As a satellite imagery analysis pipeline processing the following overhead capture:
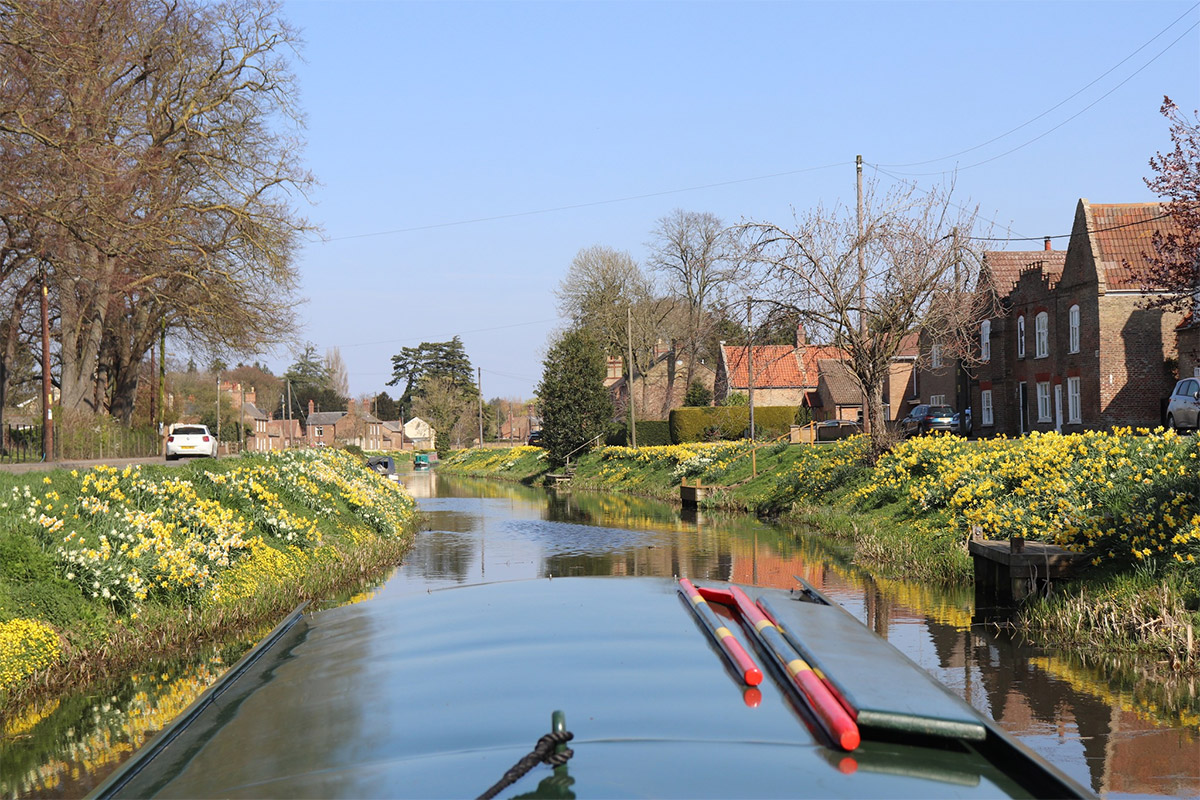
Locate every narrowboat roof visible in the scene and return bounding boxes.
[93,577,1092,799]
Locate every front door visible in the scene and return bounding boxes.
[1054,384,1063,432]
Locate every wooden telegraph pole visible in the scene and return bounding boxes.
[857,155,870,434]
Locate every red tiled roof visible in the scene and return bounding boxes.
[722,344,849,389]
[1088,202,1178,291]
[723,345,804,388]
[983,250,1067,295]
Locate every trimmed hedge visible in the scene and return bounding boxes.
[670,406,801,442]
[606,420,672,447]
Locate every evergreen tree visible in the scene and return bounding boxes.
[388,336,477,418]
[683,380,712,407]
[374,391,399,421]
[537,329,613,467]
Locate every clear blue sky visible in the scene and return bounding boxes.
[266,0,1199,402]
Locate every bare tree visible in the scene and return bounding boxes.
[737,178,986,460]
[325,347,351,400]
[646,209,741,394]
[555,244,674,423]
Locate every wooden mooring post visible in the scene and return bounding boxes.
[680,478,709,507]
[969,536,1088,615]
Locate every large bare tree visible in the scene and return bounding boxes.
[645,209,741,394]
[0,0,312,421]
[737,178,986,460]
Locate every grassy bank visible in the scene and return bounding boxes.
[0,449,418,710]
[440,429,1200,671]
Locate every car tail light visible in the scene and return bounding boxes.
[203,436,211,442]
[167,435,175,442]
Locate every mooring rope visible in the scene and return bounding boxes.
[476,729,575,800]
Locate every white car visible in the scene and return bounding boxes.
[165,424,219,460]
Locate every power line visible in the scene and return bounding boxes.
[315,163,847,243]
[877,4,1199,170]
[966,211,1172,243]
[881,19,1199,177]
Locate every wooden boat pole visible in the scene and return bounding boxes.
[725,585,860,752]
[678,579,763,687]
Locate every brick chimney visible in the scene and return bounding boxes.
[308,398,314,417]
[347,398,355,415]
[1044,236,1052,251]
[795,323,807,348]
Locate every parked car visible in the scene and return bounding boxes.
[900,404,955,438]
[1166,378,1200,432]
[527,430,543,446]
[165,424,218,460]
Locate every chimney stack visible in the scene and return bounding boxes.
[308,398,314,417]
[1044,236,1052,251]
[795,323,807,348]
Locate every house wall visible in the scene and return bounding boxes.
[1178,325,1200,379]
[884,360,916,421]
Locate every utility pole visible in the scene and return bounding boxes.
[627,305,637,447]
[215,373,221,446]
[747,296,756,477]
[158,322,166,442]
[40,266,52,461]
[477,367,484,447]
[286,380,292,447]
[856,154,870,434]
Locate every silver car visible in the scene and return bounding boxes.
[165,424,219,460]
[1166,378,1200,432]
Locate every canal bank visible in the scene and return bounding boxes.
[438,435,1200,677]
[0,449,419,714]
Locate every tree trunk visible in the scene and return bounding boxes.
[57,246,112,413]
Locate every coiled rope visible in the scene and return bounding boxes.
[476,729,575,800]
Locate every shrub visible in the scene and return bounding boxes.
[670,406,799,443]
[683,380,713,407]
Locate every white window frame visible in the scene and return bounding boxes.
[1068,304,1080,354]
[980,320,991,362]
[1035,312,1049,359]
[315,425,324,437]
[981,390,994,426]
[930,394,946,406]
[1067,376,1081,423]
[1017,315,1026,359]
[1036,381,1052,422]
[931,344,942,369]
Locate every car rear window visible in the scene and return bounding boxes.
[172,426,206,435]
[929,406,954,416]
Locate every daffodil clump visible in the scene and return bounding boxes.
[0,618,61,689]
[597,441,755,481]
[0,449,417,693]
[855,428,1200,570]
[440,445,547,476]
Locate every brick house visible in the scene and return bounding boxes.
[714,326,846,408]
[936,199,1182,437]
[305,399,385,449]
[812,359,862,421]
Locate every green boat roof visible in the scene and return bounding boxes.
[94,577,1092,799]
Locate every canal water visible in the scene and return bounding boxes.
[3,470,1198,798]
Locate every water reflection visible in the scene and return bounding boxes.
[393,472,1198,798]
